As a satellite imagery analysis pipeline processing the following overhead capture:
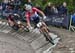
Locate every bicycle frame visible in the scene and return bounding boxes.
[37,21,54,45]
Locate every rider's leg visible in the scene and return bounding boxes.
[41,27,53,40]
[43,26,54,41]
[41,27,55,45]
[40,28,48,41]
[8,20,15,26]
[42,23,58,40]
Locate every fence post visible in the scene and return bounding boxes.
[69,15,72,31]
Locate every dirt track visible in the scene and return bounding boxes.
[0,20,75,53]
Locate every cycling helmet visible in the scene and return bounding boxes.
[24,4,32,11]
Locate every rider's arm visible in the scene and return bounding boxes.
[42,22,48,28]
[33,7,46,19]
[25,13,31,27]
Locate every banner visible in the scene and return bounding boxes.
[45,15,70,29]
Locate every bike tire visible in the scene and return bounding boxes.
[43,33,55,45]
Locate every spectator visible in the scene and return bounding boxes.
[28,0,31,4]
[8,0,14,5]
[3,4,14,17]
[1,2,7,10]
[44,2,52,16]
[8,0,21,5]
[50,5,58,15]
[0,3,3,16]
[3,0,9,4]
[72,13,75,26]
[15,0,21,5]
[57,2,68,15]
[44,2,58,16]
[27,0,33,6]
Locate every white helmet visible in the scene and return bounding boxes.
[24,4,32,11]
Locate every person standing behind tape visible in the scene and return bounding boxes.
[57,2,68,16]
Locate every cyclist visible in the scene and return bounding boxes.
[24,4,61,45]
[24,4,46,30]
[7,13,19,30]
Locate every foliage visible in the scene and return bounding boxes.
[0,0,2,2]
[0,0,75,14]
[31,0,75,14]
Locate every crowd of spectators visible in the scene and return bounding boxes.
[0,1,68,17]
[0,0,75,28]
[0,0,73,22]
[0,0,22,17]
[44,2,68,16]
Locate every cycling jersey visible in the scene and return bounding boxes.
[25,7,39,23]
